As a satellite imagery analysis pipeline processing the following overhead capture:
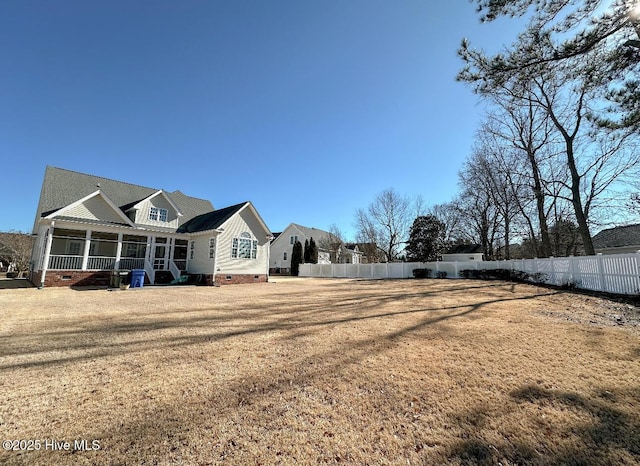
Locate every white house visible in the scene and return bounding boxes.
[441,244,484,262]
[269,224,366,274]
[592,224,640,255]
[30,166,272,287]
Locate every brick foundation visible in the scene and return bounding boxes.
[33,270,268,287]
[214,274,268,286]
[41,270,112,287]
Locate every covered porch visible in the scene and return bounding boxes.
[40,227,189,286]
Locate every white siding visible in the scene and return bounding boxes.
[215,209,269,275]
[442,253,484,262]
[269,225,300,269]
[186,235,215,275]
[133,196,180,229]
[63,196,126,224]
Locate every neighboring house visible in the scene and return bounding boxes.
[343,243,364,264]
[30,166,272,287]
[441,244,484,262]
[350,242,386,263]
[269,223,340,274]
[592,224,640,255]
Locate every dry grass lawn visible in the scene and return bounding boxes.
[1,277,639,465]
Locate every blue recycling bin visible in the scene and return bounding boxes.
[131,269,146,288]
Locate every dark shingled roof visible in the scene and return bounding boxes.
[445,244,483,254]
[177,202,248,233]
[33,166,214,232]
[592,224,640,249]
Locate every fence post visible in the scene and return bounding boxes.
[569,255,576,285]
[596,253,606,293]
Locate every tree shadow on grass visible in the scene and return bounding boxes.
[447,384,640,465]
[4,280,627,465]
[0,288,561,370]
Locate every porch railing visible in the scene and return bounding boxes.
[169,260,181,281]
[119,258,145,270]
[49,255,83,270]
[49,255,148,271]
[144,259,155,284]
[87,256,116,270]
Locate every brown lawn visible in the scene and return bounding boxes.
[0,277,639,465]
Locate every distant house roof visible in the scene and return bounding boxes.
[593,224,640,249]
[33,166,214,233]
[445,244,483,254]
[289,223,336,242]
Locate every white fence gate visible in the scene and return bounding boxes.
[298,252,640,296]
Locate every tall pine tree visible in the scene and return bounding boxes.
[291,240,303,276]
[304,239,310,263]
[308,237,318,264]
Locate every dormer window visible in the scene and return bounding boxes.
[149,207,168,222]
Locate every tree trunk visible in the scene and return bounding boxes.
[566,144,595,255]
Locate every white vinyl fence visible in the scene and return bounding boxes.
[299,252,640,295]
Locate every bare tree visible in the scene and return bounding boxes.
[354,188,412,262]
[485,98,556,257]
[0,231,35,277]
[457,158,503,260]
[317,223,346,264]
[428,202,462,245]
[462,36,639,255]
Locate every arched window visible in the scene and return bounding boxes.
[231,232,258,259]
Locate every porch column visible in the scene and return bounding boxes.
[115,233,123,269]
[81,230,92,270]
[212,235,219,286]
[40,223,55,286]
[168,237,175,265]
[146,236,153,266]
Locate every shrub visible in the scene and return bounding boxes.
[412,268,432,279]
[436,271,447,279]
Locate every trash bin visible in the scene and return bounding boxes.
[119,270,130,288]
[110,270,121,288]
[131,269,146,288]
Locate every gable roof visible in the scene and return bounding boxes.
[288,223,337,242]
[126,190,183,217]
[33,166,213,232]
[593,224,640,249]
[177,202,247,233]
[177,201,271,237]
[44,190,135,227]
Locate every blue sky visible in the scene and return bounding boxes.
[1,1,524,238]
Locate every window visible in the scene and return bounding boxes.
[290,235,298,245]
[66,240,83,256]
[189,241,195,260]
[209,238,216,259]
[232,232,257,259]
[283,252,287,261]
[149,207,168,222]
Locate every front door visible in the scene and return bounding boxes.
[153,238,168,270]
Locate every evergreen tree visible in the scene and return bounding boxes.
[405,215,447,262]
[308,237,318,264]
[290,240,303,276]
[303,239,310,263]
